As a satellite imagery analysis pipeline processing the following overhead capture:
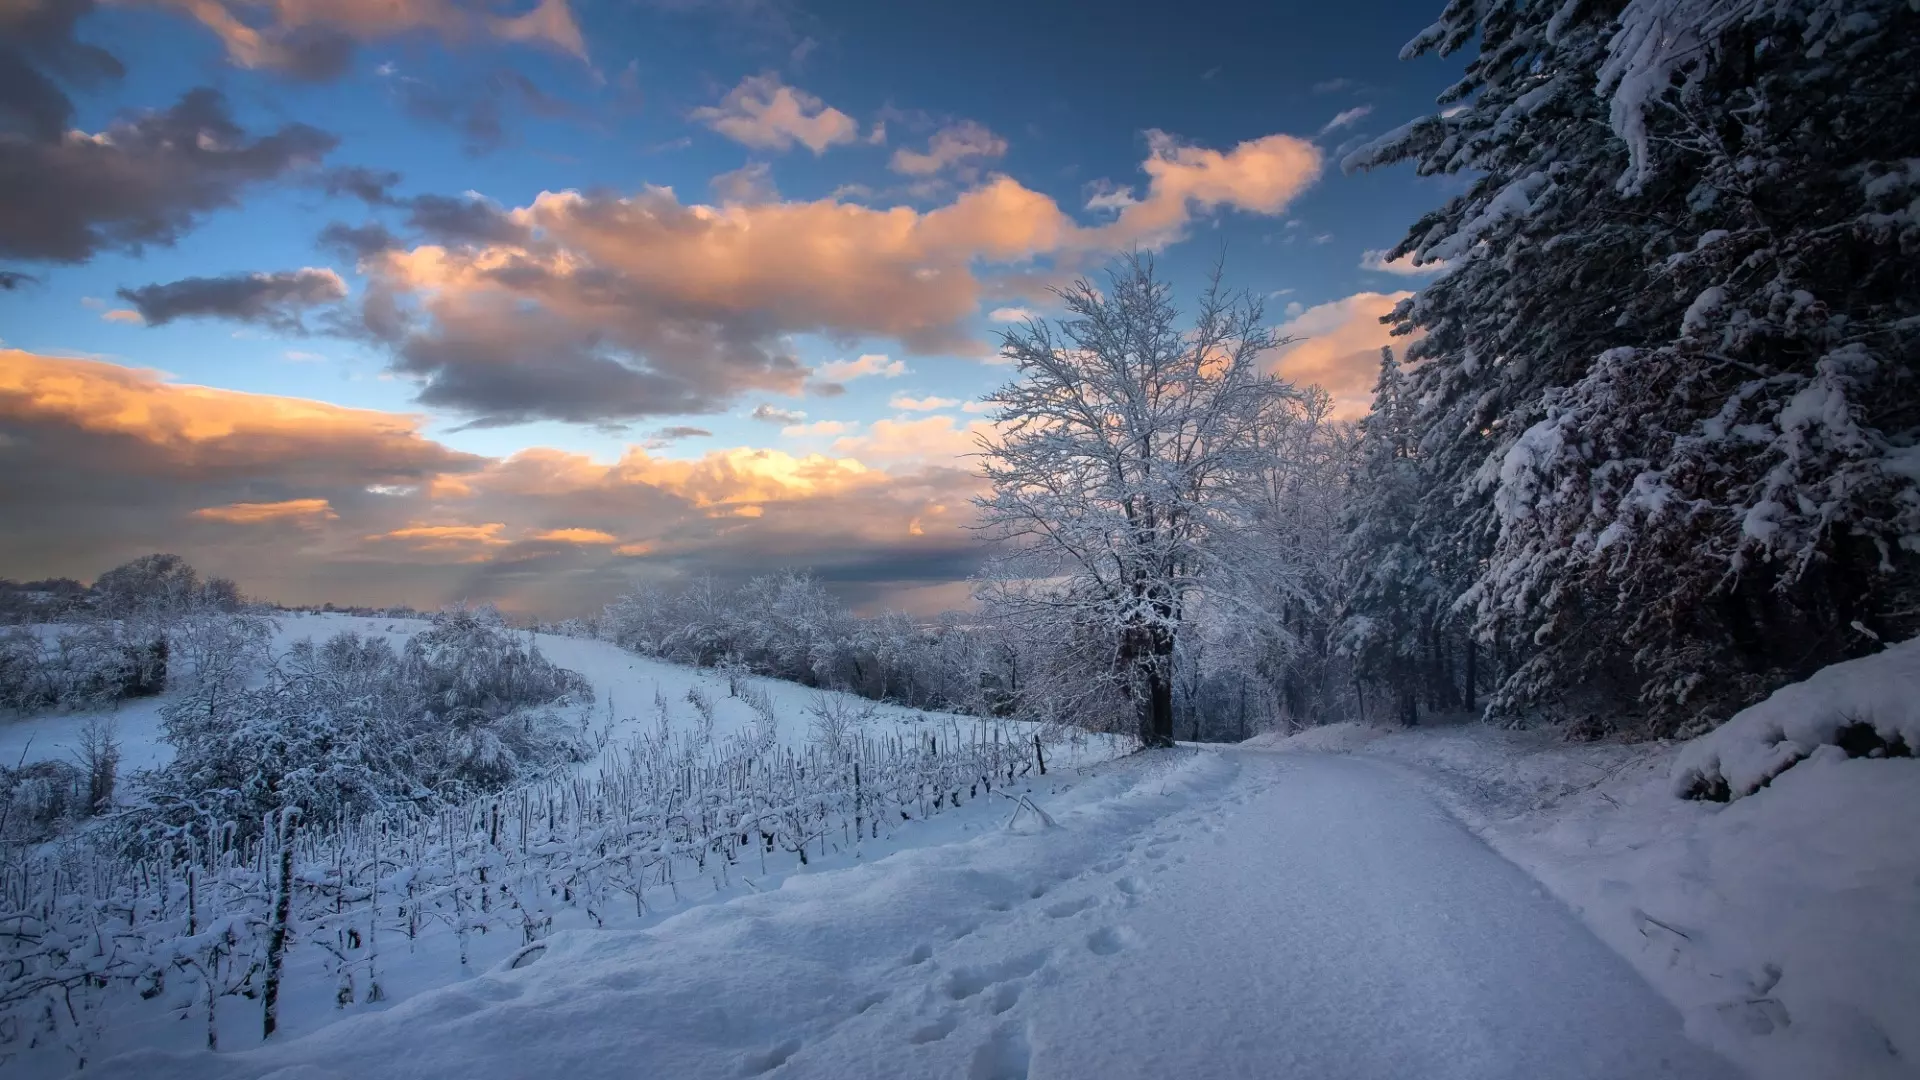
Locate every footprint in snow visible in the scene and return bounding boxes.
[1043,896,1096,919]
[944,951,1049,1000]
[1085,925,1138,956]
[739,1038,801,1076]
[909,1013,959,1044]
[968,1023,1033,1080]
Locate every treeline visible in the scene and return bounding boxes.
[595,572,1007,716]
[1336,0,1919,737]
[0,554,250,712]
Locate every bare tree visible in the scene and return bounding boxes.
[974,255,1293,746]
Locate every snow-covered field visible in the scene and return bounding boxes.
[0,612,1026,775]
[1254,711,1919,1080]
[8,618,1912,1079]
[0,613,1122,1077]
[82,745,1738,1080]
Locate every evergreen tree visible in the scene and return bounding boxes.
[1348,0,1920,733]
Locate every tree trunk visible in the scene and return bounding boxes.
[1463,636,1477,714]
[263,808,299,1040]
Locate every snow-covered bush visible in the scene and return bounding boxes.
[0,623,167,711]
[136,609,594,841]
[1673,637,1920,801]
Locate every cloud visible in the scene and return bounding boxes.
[834,414,989,464]
[285,349,327,362]
[0,87,335,263]
[402,193,530,246]
[348,129,1320,425]
[751,403,806,424]
[129,0,585,80]
[888,393,959,411]
[710,161,778,205]
[889,120,1007,177]
[319,165,402,205]
[1312,77,1363,95]
[1319,106,1373,134]
[691,74,860,154]
[653,425,711,440]
[1270,291,1414,419]
[116,267,348,331]
[0,349,984,615]
[1359,248,1450,276]
[319,221,402,259]
[0,348,479,477]
[0,0,125,144]
[987,306,1035,322]
[1084,130,1322,249]
[365,522,510,560]
[101,308,143,323]
[192,498,338,524]
[814,354,906,381]
[531,527,617,544]
[780,419,851,437]
[960,399,994,414]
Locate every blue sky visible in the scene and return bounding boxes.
[0,0,1465,614]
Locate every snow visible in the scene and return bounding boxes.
[1672,636,1920,801]
[0,612,988,775]
[79,747,1735,1080]
[1265,715,1920,1080]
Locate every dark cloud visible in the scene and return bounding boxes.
[320,165,402,205]
[403,194,530,245]
[117,267,349,331]
[394,306,724,427]
[0,87,335,263]
[0,270,37,290]
[386,67,583,154]
[750,404,805,424]
[654,426,712,439]
[319,221,402,259]
[0,0,123,141]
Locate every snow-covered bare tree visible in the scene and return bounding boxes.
[974,255,1294,746]
[1347,0,1920,733]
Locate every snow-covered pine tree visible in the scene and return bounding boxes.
[1338,348,1457,724]
[1347,0,1920,733]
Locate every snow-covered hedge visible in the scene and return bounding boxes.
[1672,638,1920,801]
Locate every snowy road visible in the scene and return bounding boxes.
[93,748,1740,1080]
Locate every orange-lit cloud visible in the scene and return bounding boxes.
[193,498,338,524]
[364,522,510,561]
[889,393,960,411]
[0,348,479,477]
[531,527,617,544]
[123,0,587,76]
[691,74,861,154]
[361,130,1321,425]
[1087,131,1324,249]
[890,121,1007,176]
[835,414,992,464]
[1270,291,1414,419]
[815,354,906,381]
